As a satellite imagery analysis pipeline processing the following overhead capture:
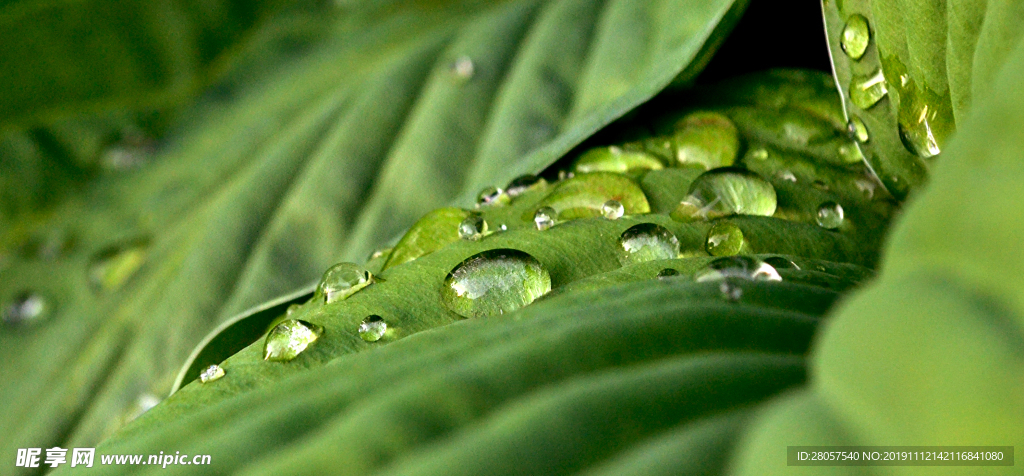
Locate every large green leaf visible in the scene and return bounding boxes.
[0,0,747,466]
[729,33,1024,476]
[823,0,1024,198]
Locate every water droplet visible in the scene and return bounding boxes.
[618,223,681,265]
[816,202,845,229]
[601,200,624,219]
[451,56,475,80]
[777,170,798,182]
[532,172,651,221]
[458,214,488,240]
[126,393,161,423]
[476,186,509,208]
[384,207,470,270]
[572,146,665,174]
[656,268,679,279]
[704,222,744,257]
[670,168,777,221]
[840,14,870,60]
[369,247,392,260]
[533,207,555,231]
[849,68,888,109]
[506,174,545,197]
[695,256,783,283]
[747,148,769,161]
[286,304,299,316]
[763,256,799,270]
[847,116,869,143]
[2,292,48,326]
[898,104,942,158]
[263,319,324,362]
[358,315,387,342]
[672,112,740,169]
[316,263,372,304]
[88,240,149,293]
[855,178,877,199]
[441,249,551,318]
[199,364,225,383]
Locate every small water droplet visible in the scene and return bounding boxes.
[656,268,679,279]
[358,315,387,342]
[88,240,149,293]
[898,104,942,158]
[369,247,392,260]
[506,174,545,197]
[747,148,769,161]
[126,393,161,423]
[672,112,740,169]
[441,249,551,318]
[847,116,869,143]
[705,222,744,257]
[476,186,509,208]
[670,168,777,221]
[849,68,888,109]
[855,177,877,199]
[816,201,845,229]
[695,256,783,283]
[451,56,475,80]
[459,214,488,240]
[2,292,48,326]
[618,223,681,265]
[263,319,324,362]
[533,207,555,231]
[763,256,799,270]
[601,200,624,219]
[199,364,225,383]
[840,14,870,60]
[286,304,299,316]
[317,263,372,304]
[777,170,798,182]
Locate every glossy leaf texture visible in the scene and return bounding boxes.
[0,0,748,464]
[73,70,896,475]
[730,35,1024,475]
[823,0,1024,199]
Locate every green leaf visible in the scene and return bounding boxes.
[823,0,1024,198]
[729,33,1024,476]
[0,0,747,461]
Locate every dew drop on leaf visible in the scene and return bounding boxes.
[2,292,48,327]
[898,104,942,158]
[777,170,798,183]
[840,14,870,60]
[263,319,324,362]
[441,249,551,319]
[316,263,372,304]
[458,214,488,240]
[670,168,777,221]
[747,147,769,161]
[199,364,225,383]
[695,256,782,283]
[87,239,149,293]
[476,186,509,208]
[601,200,624,219]
[847,116,869,143]
[506,174,545,197]
[816,201,845,229]
[572,146,665,174]
[286,304,299,317]
[618,223,681,265]
[451,56,475,80]
[358,315,387,342]
[849,68,888,109]
[763,256,799,270]
[705,222,744,257]
[533,207,555,231]
[656,268,679,279]
[671,112,740,169]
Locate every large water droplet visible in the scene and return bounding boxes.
[441,249,551,318]
[695,256,783,283]
[506,174,545,197]
[572,146,665,174]
[602,200,624,219]
[672,112,740,169]
[263,319,324,362]
[849,68,888,109]
[88,240,149,293]
[533,207,556,231]
[705,222,744,257]
[358,315,387,342]
[531,172,651,221]
[2,292,48,326]
[656,268,679,279]
[317,263,372,304]
[840,14,870,60]
[199,364,225,383]
[458,214,488,240]
[847,116,869,143]
[816,202,845,229]
[898,104,942,158]
[618,223,680,265]
[451,56,475,80]
[671,168,777,221]
[476,186,509,208]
